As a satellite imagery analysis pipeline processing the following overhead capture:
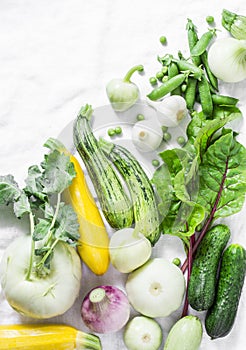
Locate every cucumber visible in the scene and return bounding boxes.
[99,138,161,245]
[188,224,231,311]
[164,315,203,350]
[73,105,134,229]
[205,243,246,339]
[123,316,163,350]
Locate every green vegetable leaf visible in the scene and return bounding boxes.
[24,165,47,202]
[14,192,31,218]
[153,145,204,238]
[43,202,54,219]
[33,219,51,241]
[43,137,67,153]
[187,109,242,156]
[41,150,76,194]
[197,129,246,219]
[161,201,205,238]
[0,175,21,205]
[152,163,173,216]
[54,203,80,242]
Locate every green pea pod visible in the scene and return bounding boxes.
[185,77,197,112]
[211,94,239,106]
[201,51,218,91]
[174,59,203,80]
[198,74,213,118]
[186,18,202,66]
[191,29,216,56]
[168,62,181,95]
[147,73,186,101]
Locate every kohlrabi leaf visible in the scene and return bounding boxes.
[24,165,47,200]
[54,203,80,242]
[33,219,51,241]
[197,129,246,219]
[14,192,31,218]
[43,137,67,153]
[41,150,76,194]
[0,175,21,205]
[43,202,54,219]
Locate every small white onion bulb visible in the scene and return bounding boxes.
[132,119,163,152]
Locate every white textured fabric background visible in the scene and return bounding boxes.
[0,1,245,349]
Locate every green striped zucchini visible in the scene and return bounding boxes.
[73,104,133,229]
[99,138,161,245]
[205,243,246,339]
[188,224,231,311]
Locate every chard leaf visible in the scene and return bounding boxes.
[14,192,31,218]
[41,150,76,194]
[197,130,246,219]
[33,219,51,241]
[161,201,205,238]
[54,203,80,242]
[187,109,242,156]
[152,163,173,216]
[153,144,203,238]
[0,175,21,205]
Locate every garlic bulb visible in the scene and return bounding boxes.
[147,95,188,127]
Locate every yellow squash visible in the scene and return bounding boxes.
[0,324,101,350]
[67,153,110,275]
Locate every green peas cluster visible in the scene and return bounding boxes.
[107,126,122,137]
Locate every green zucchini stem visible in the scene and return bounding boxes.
[78,104,94,121]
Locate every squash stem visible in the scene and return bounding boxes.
[123,65,144,83]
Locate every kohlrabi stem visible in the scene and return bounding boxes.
[36,237,60,269]
[123,65,144,83]
[26,212,35,281]
[45,192,61,246]
[36,192,62,270]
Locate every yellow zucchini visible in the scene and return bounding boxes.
[0,324,101,350]
[44,138,110,275]
[68,154,110,275]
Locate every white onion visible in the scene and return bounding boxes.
[208,37,246,83]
